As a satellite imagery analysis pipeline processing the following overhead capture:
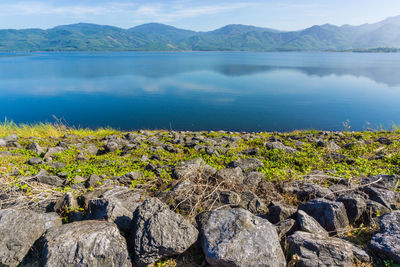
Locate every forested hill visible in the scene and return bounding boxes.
[1,16,400,51]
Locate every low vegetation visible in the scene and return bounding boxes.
[1,122,400,266]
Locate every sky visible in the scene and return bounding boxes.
[0,0,400,31]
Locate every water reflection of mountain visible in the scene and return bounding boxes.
[216,65,400,87]
[1,54,400,86]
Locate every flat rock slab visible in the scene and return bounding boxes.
[288,231,370,267]
[0,209,61,267]
[370,211,400,264]
[198,208,286,267]
[29,221,131,267]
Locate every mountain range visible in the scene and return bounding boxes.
[1,16,400,51]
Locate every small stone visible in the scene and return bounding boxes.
[27,141,45,155]
[35,170,64,187]
[104,141,119,153]
[83,144,99,155]
[240,191,266,214]
[265,141,297,153]
[85,174,102,188]
[240,148,259,156]
[48,161,66,169]
[219,190,241,205]
[28,157,43,165]
[44,146,65,158]
[227,158,264,172]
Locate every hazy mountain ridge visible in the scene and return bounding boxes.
[1,16,400,51]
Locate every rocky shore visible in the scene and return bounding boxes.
[0,129,399,266]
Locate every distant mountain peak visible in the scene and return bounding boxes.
[52,23,121,31]
[211,24,281,34]
[130,23,195,33]
[380,15,400,25]
[1,15,400,52]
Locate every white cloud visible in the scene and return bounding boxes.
[0,1,255,22]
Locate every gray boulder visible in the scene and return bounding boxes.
[275,219,297,239]
[198,208,286,267]
[0,209,61,267]
[54,192,79,212]
[327,141,341,152]
[117,172,143,186]
[44,146,64,158]
[240,148,259,156]
[360,186,400,210]
[84,174,102,188]
[370,211,400,263]
[34,170,64,187]
[104,141,119,153]
[243,171,263,189]
[265,141,297,154]
[227,158,264,172]
[299,198,349,234]
[87,187,144,233]
[297,210,328,237]
[239,191,266,214]
[83,144,99,155]
[336,193,367,224]
[267,202,297,224]
[219,191,241,206]
[288,231,370,266]
[173,158,216,182]
[27,142,45,155]
[29,221,131,267]
[215,167,245,184]
[131,198,198,266]
[360,175,399,191]
[28,157,43,165]
[54,192,83,222]
[362,200,391,224]
[283,181,333,201]
[79,189,107,209]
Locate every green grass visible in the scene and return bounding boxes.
[0,119,120,139]
[1,121,400,194]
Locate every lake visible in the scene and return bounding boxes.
[1,51,400,132]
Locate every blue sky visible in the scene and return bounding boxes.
[1,0,400,31]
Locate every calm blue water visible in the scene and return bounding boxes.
[1,52,400,131]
